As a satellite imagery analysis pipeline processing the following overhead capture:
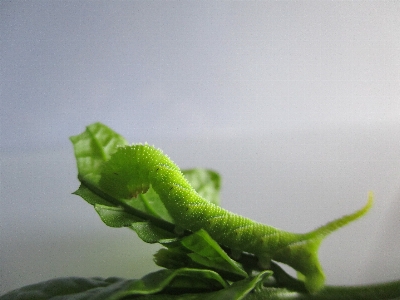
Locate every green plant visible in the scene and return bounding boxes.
[2,122,399,300]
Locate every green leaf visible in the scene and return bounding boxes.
[120,268,228,296]
[94,204,143,227]
[119,270,271,300]
[74,179,178,241]
[153,229,249,281]
[0,276,135,300]
[134,187,175,223]
[181,229,248,279]
[129,222,178,244]
[131,271,272,300]
[70,122,128,181]
[0,271,270,300]
[153,247,193,270]
[73,184,114,207]
[3,274,400,300]
[182,169,221,206]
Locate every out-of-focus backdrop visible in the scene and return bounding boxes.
[1,1,399,295]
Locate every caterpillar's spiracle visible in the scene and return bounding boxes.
[99,144,372,293]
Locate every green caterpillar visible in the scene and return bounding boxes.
[99,144,373,293]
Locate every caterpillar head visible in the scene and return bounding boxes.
[99,144,178,200]
[99,145,150,199]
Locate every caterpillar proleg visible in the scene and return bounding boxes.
[99,144,373,293]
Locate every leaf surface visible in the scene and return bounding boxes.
[70,122,128,183]
[181,229,248,278]
[0,270,272,300]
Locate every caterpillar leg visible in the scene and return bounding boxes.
[273,239,325,293]
[257,255,272,270]
[174,225,185,236]
[230,249,242,260]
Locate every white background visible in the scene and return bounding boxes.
[1,1,400,295]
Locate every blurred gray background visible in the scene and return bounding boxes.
[1,1,400,295]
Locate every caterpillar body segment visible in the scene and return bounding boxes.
[99,144,372,293]
[161,175,325,291]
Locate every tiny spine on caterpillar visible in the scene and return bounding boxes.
[99,144,373,293]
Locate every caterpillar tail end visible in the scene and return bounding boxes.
[301,192,374,293]
[305,273,325,294]
[273,237,326,293]
[273,193,373,293]
[310,192,374,240]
